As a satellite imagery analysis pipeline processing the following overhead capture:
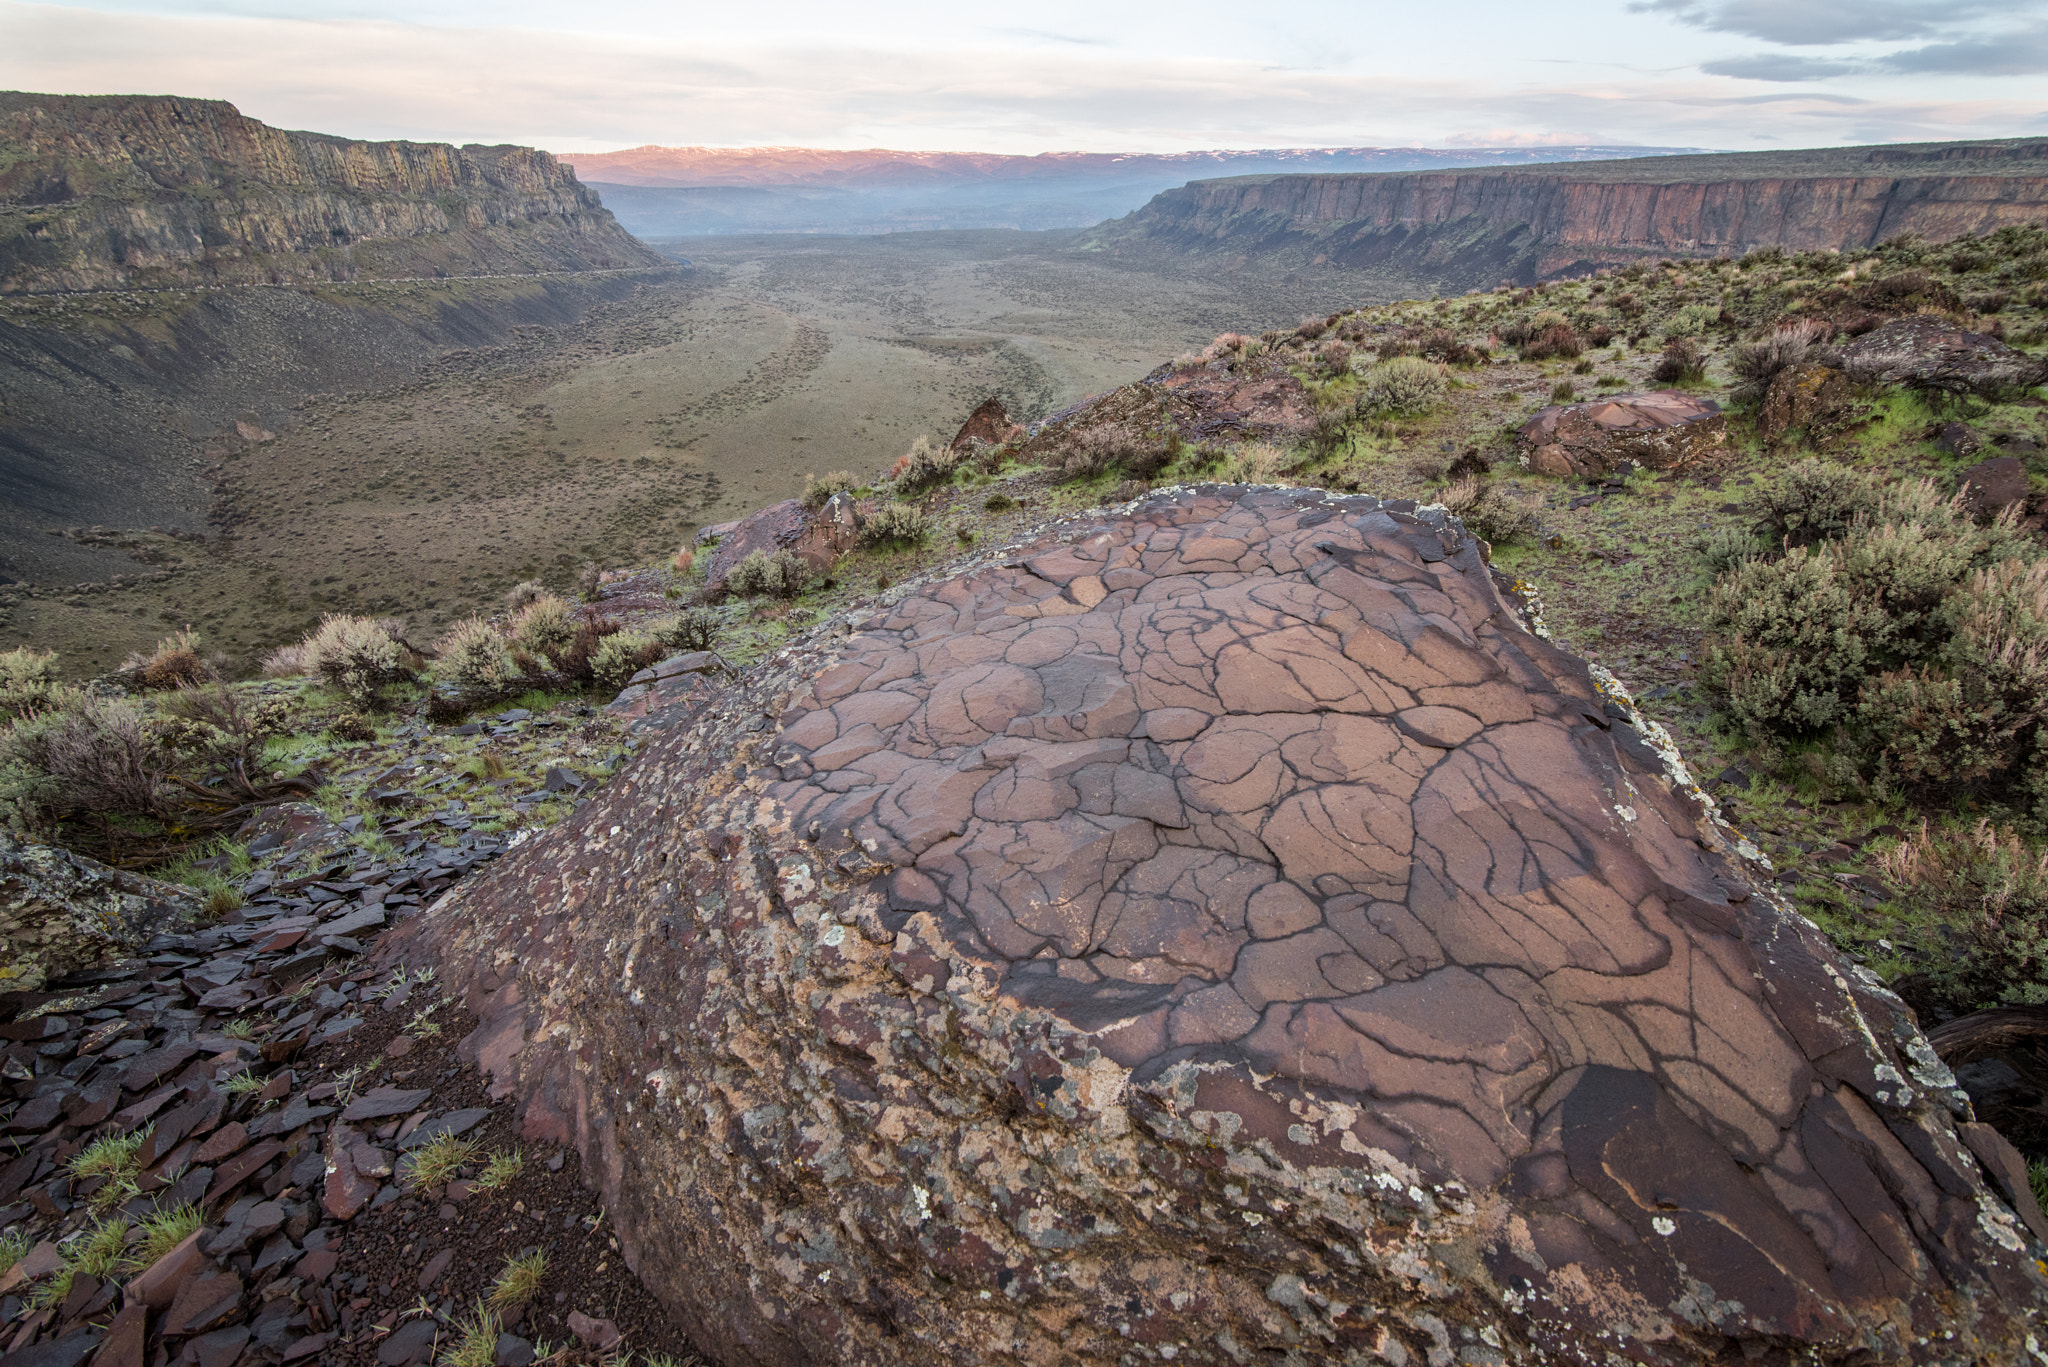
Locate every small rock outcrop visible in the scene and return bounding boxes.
[400,486,2048,1367]
[1518,390,1726,475]
[1,832,201,992]
[1959,454,2032,519]
[1757,363,1856,446]
[701,498,861,595]
[948,397,1012,451]
[1841,316,2048,397]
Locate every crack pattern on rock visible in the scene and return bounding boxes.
[397,486,2048,1367]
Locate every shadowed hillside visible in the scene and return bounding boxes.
[0,92,663,294]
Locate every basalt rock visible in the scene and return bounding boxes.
[949,397,1013,451]
[1958,455,2031,519]
[0,831,201,992]
[1757,363,1857,447]
[702,499,861,595]
[1840,316,2048,397]
[1518,390,1726,476]
[395,487,2048,1367]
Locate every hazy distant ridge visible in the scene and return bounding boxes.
[561,144,1703,236]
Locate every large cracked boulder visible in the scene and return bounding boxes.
[1517,391,1726,476]
[1841,316,2048,397]
[1,832,201,992]
[392,487,2048,1367]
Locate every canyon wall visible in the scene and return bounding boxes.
[0,93,666,294]
[1096,143,2048,284]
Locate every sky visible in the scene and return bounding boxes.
[2,0,2046,154]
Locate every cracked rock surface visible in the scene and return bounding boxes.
[395,486,2048,1366]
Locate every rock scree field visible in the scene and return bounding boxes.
[7,140,2048,1366]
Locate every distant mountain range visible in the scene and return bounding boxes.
[556,145,1709,237]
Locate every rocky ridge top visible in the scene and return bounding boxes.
[0,92,665,294]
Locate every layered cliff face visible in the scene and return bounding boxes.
[0,92,666,294]
[1092,139,2048,285]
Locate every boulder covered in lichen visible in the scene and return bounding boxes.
[1,831,201,992]
[1518,390,1726,476]
[390,486,2048,1367]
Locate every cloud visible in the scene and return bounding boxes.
[983,27,1113,47]
[1634,0,2043,46]
[1699,53,1866,79]
[1881,20,2048,70]
[2,1,2045,152]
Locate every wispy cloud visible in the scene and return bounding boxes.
[1634,0,2044,47]
[2,0,2044,151]
[1881,20,2048,71]
[1699,53,1866,80]
[983,26,1113,47]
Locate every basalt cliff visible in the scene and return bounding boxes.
[0,92,664,294]
[1089,138,2048,286]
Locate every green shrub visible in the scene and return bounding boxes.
[1649,337,1707,385]
[726,548,809,598]
[435,617,516,698]
[0,696,169,835]
[1355,357,1447,415]
[590,631,660,693]
[503,579,549,611]
[1664,303,1721,338]
[1756,458,1885,548]
[1706,502,1988,737]
[1860,559,2048,793]
[1705,476,2048,807]
[652,609,719,653]
[0,647,74,720]
[1879,819,2048,1009]
[802,470,859,509]
[304,614,409,709]
[124,629,208,692]
[1729,319,1833,404]
[860,504,931,547]
[891,437,961,493]
[1693,526,1769,574]
[509,595,576,666]
[1051,422,1172,482]
[1437,476,1541,545]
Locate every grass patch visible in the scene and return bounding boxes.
[440,1302,499,1367]
[472,1147,524,1192]
[488,1249,547,1310]
[402,1132,478,1191]
[37,1217,128,1308]
[126,1202,202,1270]
[0,1229,29,1278]
[68,1126,148,1210]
